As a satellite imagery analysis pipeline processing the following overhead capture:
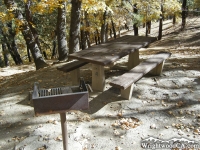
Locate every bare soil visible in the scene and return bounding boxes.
[0,18,200,150]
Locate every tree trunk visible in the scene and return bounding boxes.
[43,51,47,59]
[2,43,9,67]
[4,0,48,70]
[111,19,116,39]
[8,22,23,65]
[5,22,23,65]
[158,3,163,40]
[110,28,112,38]
[101,10,107,43]
[51,40,57,59]
[143,23,145,28]
[69,0,81,54]
[133,3,138,36]
[105,23,109,41]
[5,43,18,64]
[81,28,87,50]
[118,25,121,37]
[25,0,42,52]
[182,0,187,30]
[3,39,19,65]
[148,21,151,34]
[96,29,101,44]
[146,21,151,36]
[95,36,98,45]
[11,38,23,64]
[80,11,88,50]
[85,11,91,48]
[26,45,32,62]
[0,52,4,67]
[57,1,68,60]
[22,27,48,70]
[173,14,176,24]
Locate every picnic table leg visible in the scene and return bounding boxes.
[127,49,139,70]
[92,64,105,91]
[149,61,165,75]
[60,113,68,150]
[71,69,80,85]
[121,84,134,100]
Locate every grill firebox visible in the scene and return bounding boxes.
[32,78,89,116]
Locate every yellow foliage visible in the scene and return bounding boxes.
[0,12,6,20]
[2,26,9,34]
[30,0,61,14]
[0,12,14,22]
[163,0,181,15]
[194,0,200,8]
[137,0,161,22]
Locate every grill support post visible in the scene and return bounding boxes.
[60,113,68,150]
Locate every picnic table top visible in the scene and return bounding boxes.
[69,35,157,66]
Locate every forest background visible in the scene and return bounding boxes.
[0,0,196,70]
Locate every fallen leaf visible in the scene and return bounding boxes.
[176,101,184,107]
[55,136,62,141]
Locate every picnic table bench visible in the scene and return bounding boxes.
[57,60,88,85]
[110,52,171,99]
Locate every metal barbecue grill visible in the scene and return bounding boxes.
[32,78,89,116]
[32,77,89,150]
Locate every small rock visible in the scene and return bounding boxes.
[185,128,190,132]
[55,136,62,141]
[168,111,173,115]
[193,129,200,135]
[150,124,156,129]
[43,144,48,149]
[19,146,24,150]
[26,126,31,129]
[115,146,122,150]
[91,144,95,148]
[43,136,50,141]
[165,126,170,129]
[53,120,58,125]
[178,130,184,135]
[186,111,192,115]
[114,130,120,136]
[120,135,124,139]
[179,110,183,115]
[196,114,200,118]
[171,123,176,127]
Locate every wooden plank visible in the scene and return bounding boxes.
[70,43,145,66]
[69,36,133,58]
[110,52,171,89]
[57,60,88,72]
[69,36,157,66]
[107,35,135,43]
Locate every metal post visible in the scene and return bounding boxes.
[60,113,68,150]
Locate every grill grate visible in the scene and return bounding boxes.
[39,88,62,97]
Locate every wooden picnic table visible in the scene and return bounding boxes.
[69,35,157,91]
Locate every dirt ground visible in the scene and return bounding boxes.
[0,18,200,150]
